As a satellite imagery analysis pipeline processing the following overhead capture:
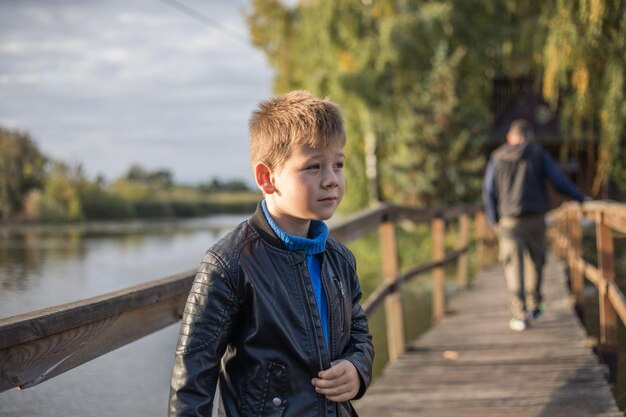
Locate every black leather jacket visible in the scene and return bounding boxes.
[168,204,374,417]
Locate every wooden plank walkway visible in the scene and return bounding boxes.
[355,255,624,417]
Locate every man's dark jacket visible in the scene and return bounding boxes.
[168,204,374,417]
[483,141,584,224]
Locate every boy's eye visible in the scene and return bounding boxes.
[335,162,344,169]
[305,164,320,170]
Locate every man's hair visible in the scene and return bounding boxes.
[508,119,534,139]
[249,90,346,169]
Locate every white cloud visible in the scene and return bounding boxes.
[0,73,41,85]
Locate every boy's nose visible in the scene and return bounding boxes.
[322,169,339,188]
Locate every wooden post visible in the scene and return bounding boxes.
[596,211,617,382]
[456,213,470,290]
[487,214,495,266]
[432,216,446,321]
[554,213,563,255]
[552,215,561,255]
[475,211,486,271]
[558,214,567,256]
[569,207,583,309]
[379,220,405,363]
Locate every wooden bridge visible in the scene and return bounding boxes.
[355,256,622,417]
[1,201,625,416]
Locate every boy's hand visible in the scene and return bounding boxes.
[311,359,360,402]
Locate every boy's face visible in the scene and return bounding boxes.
[262,142,345,237]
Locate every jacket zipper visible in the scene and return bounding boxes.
[320,262,334,359]
[320,257,339,416]
[300,268,324,371]
[306,257,330,417]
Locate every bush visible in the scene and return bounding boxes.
[37,195,73,222]
[132,200,174,218]
[81,187,135,220]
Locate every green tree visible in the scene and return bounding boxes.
[197,178,251,193]
[540,0,626,196]
[247,0,542,210]
[386,41,484,206]
[0,127,47,220]
[249,0,379,211]
[125,164,174,188]
[38,162,86,221]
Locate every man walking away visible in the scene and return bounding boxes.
[483,119,587,331]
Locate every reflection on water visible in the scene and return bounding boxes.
[0,214,248,417]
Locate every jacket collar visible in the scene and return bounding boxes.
[249,201,289,251]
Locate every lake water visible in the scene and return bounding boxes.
[0,215,249,417]
[0,214,443,417]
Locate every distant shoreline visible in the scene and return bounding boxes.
[0,205,257,235]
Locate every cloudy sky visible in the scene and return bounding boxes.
[0,0,276,185]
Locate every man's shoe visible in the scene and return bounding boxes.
[528,303,546,320]
[509,318,528,331]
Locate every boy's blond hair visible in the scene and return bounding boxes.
[249,90,346,170]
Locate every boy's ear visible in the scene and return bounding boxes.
[254,162,276,194]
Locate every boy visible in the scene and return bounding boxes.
[168,90,374,417]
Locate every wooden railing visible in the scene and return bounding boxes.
[332,204,495,362]
[550,200,626,381]
[0,203,495,393]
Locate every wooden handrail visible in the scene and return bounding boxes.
[0,270,195,350]
[0,203,488,393]
[549,200,626,382]
[362,248,467,316]
[329,204,390,243]
[607,280,626,326]
[0,270,194,392]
